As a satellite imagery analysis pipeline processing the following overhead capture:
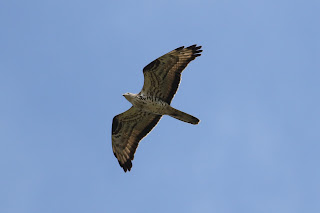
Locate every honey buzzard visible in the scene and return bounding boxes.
[112,45,202,172]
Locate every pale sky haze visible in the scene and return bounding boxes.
[0,1,319,213]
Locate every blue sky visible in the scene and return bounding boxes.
[1,0,319,212]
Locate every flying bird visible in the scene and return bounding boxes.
[112,45,202,172]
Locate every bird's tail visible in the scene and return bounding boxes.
[167,107,200,125]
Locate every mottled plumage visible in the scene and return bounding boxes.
[112,45,202,172]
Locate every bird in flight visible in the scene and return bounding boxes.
[112,45,202,172]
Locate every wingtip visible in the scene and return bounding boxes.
[120,159,133,172]
[175,46,184,51]
[191,117,200,125]
[194,118,200,125]
[187,44,201,49]
[186,45,203,57]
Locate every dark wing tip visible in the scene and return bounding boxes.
[187,44,197,48]
[113,150,133,173]
[187,44,201,49]
[120,159,132,172]
[185,44,203,58]
[175,46,184,51]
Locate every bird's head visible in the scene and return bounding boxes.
[122,92,135,102]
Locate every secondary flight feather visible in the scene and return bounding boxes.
[112,45,202,172]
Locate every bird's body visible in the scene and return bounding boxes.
[123,92,199,124]
[123,93,169,115]
[112,45,202,172]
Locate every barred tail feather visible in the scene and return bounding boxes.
[168,107,200,125]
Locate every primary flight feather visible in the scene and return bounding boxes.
[112,45,202,172]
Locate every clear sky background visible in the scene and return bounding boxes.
[1,1,319,213]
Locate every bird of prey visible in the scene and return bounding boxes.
[112,44,202,172]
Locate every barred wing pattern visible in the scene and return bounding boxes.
[112,45,202,172]
[112,107,162,172]
[140,45,202,104]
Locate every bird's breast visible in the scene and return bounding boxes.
[133,96,169,115]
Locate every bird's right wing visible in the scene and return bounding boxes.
[112,107,162,172]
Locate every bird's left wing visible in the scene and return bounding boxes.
[112,107,162,172]
[140,45,202,104]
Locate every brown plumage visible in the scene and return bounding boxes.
[112,45,202,172]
